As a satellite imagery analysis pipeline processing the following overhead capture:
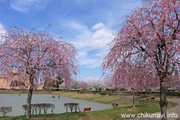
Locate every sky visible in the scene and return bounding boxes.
[0,0,142,82]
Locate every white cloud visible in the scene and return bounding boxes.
[10,0,49,13]
[95,51,108,57]
[67,21,115,68]
[0,23,6,42]
[78,51,87,58]
[68,21,92,49]
[92,23,105,30]
[84,77,100,81]
[90,24,114,50]
[0,23,6,34]
[65,1,141,69]
[80,58,102,68]
[69,22,114,50]
[68,21,88,31]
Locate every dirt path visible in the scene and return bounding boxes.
[165,98,180,120]
[125,98,180,120]
[152,98,180,120]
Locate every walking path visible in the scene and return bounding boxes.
[125,98,180,120]
[164,98,180,120]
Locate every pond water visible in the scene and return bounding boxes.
[0,94,112,116]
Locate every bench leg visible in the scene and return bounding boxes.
[24,110,27,115]
[3,111,6,116]
[78,107,81,112]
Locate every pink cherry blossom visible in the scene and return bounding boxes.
[102,0,180,119]
[0,25,79,118]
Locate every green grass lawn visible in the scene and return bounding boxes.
[51,91,125,104]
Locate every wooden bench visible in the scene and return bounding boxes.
[139,97,152,104]
[83,107,91,112]
[139,98,149,104]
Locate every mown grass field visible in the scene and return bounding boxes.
[0,90,178,120]
[52,91,125,104]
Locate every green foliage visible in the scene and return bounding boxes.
[52,76,63,89]
[43,76,63,90]
[10,81,26,87]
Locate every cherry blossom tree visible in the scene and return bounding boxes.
[0,25,78,118]
[70,79,80,90]
[77,81,88,90]
[87,79,105,91]
[106,62,156,108]
[102,0,180,119]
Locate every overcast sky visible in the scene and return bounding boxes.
[0,0,142,81]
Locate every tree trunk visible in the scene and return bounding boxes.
[118,89,120,97]
[145,89,148,95]
[160,80,168,120]
[132,89,135,108]
[27,74,34,118]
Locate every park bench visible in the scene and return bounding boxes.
[83,107,91,112]
[64,103,80,112]
[0,106,12,116]
[22,103,55,115]
[139,98,150,104]
[139,96,155,104]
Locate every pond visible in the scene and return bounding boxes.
[0,94,112,116]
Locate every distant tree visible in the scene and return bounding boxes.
[52,76,63,89]
[0,25,78,118]
[70,79,80,90]
[77,81,88,90]
[106,62,155,108]
[102,0,180,119]
[87,79,104,91]
[10,80,26,87]
[9,71,27,88]
[44,75,64,90]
